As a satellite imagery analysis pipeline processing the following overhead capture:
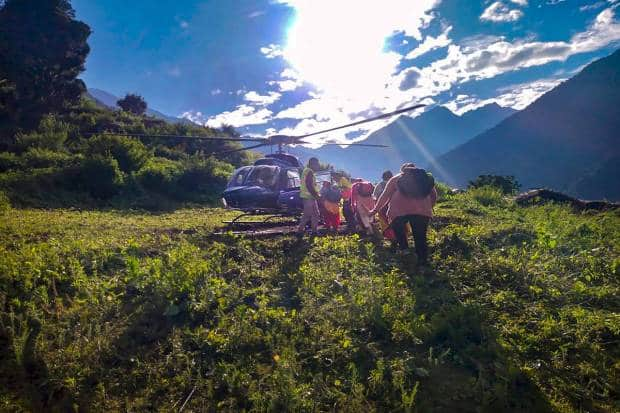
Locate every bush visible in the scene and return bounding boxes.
[468,175,520,195]
[70,156,124,199]
[434,181,453,201]
[135,157,183,194]
[22,148,73,169]
[0,152,21,172]
[467,185,507,207]
[87,134,151,173]
[14,115,70,152]
[176,157,234,201]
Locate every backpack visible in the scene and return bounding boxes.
[356,182,374,197]
[397,168,434,198]
[324,187,342,203]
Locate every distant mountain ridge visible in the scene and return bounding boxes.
[432,48,620,201]
[86,88,193,125]
[293,103,516,180]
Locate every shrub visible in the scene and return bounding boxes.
[0,152,21,172]
[468,175,520,195]
[87,134,151,173]
[467,185,506,207]
[136,157,183,194]
[434,181,453,201]
[22,148,73,169]
[14,115,70,152]
[70,156,124,199]
[176,157,234,201]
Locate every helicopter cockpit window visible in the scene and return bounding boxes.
[286,169,301,189]
[228,167,252,187]
[245,166,280,189]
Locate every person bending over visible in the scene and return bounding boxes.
[369,166,437,265]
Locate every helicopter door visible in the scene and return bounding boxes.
[227,166,253,188]
[285,169,301,190]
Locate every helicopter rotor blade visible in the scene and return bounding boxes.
[301,142,389,148]
[83,132,267,143]
[295,103,426,140]
[210,142,271,156]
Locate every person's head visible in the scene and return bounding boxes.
[308,157,320,172]
[382,170,393,182]
[322,181,331,189]
[400,162,416,173]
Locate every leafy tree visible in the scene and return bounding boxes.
[117,94,147,116]
[0,0,91,131]
[468,175,520,195]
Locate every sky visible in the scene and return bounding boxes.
[72,0,620,145]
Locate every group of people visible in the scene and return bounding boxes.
[297,157,437,265]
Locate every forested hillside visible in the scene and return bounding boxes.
[0,100,253,209]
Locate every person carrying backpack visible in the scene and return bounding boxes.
[369,165,437,265]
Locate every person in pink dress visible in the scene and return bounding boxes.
[369,166,437,264]
[351,181,376,235]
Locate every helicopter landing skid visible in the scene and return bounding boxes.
[222,211,299,232]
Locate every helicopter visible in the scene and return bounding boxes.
[217,103,426,224]
[95,102,426,227]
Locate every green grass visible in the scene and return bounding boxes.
[0,195,618,412]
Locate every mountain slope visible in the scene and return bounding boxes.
[305,103,515,180]
[87,88,193,125]
[432,49,620,200]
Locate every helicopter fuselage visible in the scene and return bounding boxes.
[222,153,304,214]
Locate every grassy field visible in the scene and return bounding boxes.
[0,190,618,412]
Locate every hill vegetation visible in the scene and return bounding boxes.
[0,100,253,209]
[0,191,618,411]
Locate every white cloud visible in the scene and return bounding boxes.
[580,1,607,12]
[181,105,273,128]
[481,2,524,22]
[267,68,304,92]
[419,7,620,88]
[210,89,222,96]
[510,0,528,6]
[243,91,282,105]
[494,78,565,109]
[404,26,453,60]
[445,78,564,114]
[260,44,284,59]
[179,20,189,29]
[248,10,265,18]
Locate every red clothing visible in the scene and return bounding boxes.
[373,174,437,222]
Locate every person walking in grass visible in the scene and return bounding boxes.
[297,157,322,236]
[373,170,393,200]
[369,164,437,265]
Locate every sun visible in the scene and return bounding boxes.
[281,0,436,104]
